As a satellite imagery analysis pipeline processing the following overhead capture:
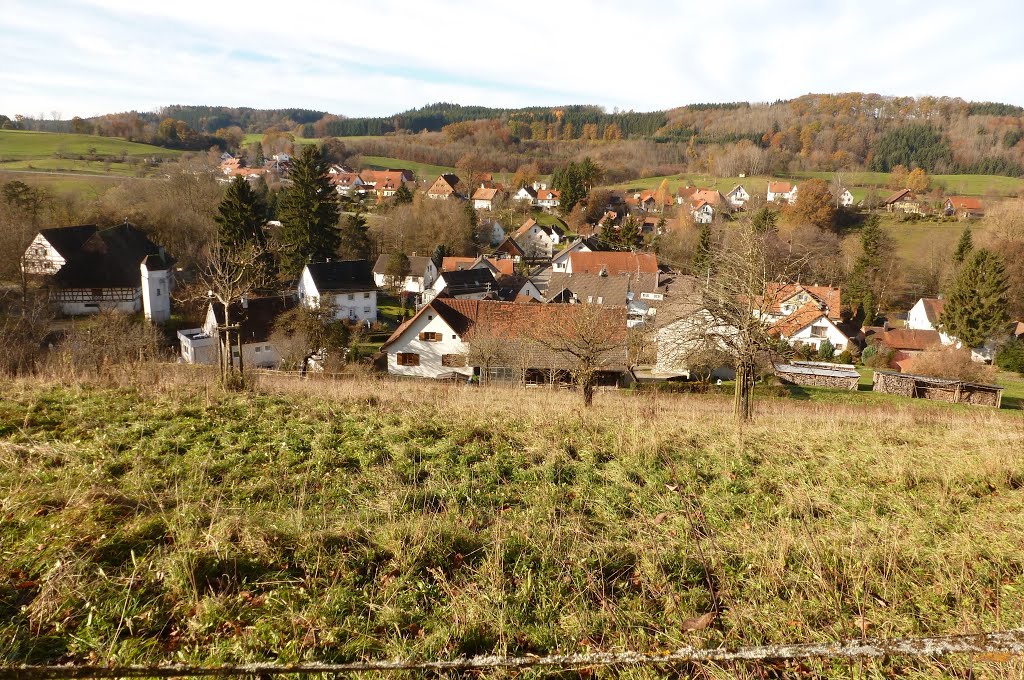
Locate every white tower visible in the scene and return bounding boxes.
[141,254,172,323]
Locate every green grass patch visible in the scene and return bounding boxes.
[1,377,1023,674]
[0,130,180,161]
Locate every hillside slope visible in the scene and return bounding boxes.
[2,377,1023,675]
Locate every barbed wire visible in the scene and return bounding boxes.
[3,629,1023,679]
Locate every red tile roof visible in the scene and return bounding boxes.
[768,181,793,194]
[946,196,983,211]
[921,298,945,324]
[763,283,842,321]
[877,328,942,352]
[569,251,659,275]
[769,302,831,338]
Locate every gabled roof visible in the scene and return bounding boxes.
[37,225,99,257]
[868,328,942,352]
[52,222,168,289]
[495,237,526,258]
[436,267,499,295]
[515,186,538,198]
[536,188,561,201]
[428,173,461,194]
[919,297,945,324]
[513,218,538,238]
[727,184,747,196]
[372,254,432,278]
[568,251,659,276]
[770,302,838,339]
[946,196,983,211]
[304,260,377,293]
[211,295,296,345]
[884,189,915,205]
[547,272,660,304]
[677,186,698,200]
[383,298,628,370]
[768,181,793,194]
[691,189,726,206]
[763,283,842,321]
[472,187,499,201]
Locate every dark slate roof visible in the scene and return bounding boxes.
[372,254,432,278]
[305,260,377,293]
[546,272,660,304]
[211,295,297,345]
[437,268,499,296]
[52,223,168,289]
[39,225,98,256]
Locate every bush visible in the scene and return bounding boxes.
[904,347,996,383]
[837,349,854,365]
[862,343,895,369]
[818,339,836,361]
[996,338,1024,374]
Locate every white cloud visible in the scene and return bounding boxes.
[3,0,1024,119]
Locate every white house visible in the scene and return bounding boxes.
[429,268,500,300]
[513,218,564,260]
[372,254,437,294]
[547,271,662,327]
[838,187,855,207]
[298,260,378,323]
[472,186,502,211]
[513,186,538,203]
[536,188,561,210]
[906,296,999,362]
[178,295,295,369]
[767,181,797,204]
[771,306,850,352]
[382,298,628,381]
[23,222,174,321]
[726,185,750,208]
[691,201,715,224]
[551,238,595,273]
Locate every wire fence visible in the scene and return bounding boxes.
[3,629,1023,679]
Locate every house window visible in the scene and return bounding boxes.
[596,296,604,304]
[810,324,828,339]
[419,331,442,342]
[397,352,420,366]
[451,334,457,340]
[347,294,354,300]
[441,354,467,367]
[255,347,262,353]
[363,292,370,298]
[363,307,370,313]
[587,296,593,303]
[156,288,162,296]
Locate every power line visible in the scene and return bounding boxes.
[3,629,1023,679]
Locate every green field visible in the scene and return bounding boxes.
[0,158,145,177]
[2,376,1023,675]
[0,169,136,196]
[359,155,457,182]
[0,130,180,161]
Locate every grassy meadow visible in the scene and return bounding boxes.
[0,130,180,161]
[2,372,1024,676]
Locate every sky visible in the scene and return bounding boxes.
[4,0,1024,120]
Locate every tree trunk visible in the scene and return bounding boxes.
[582,377,595,407]
[733,360,754,422]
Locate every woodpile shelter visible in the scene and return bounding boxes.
[774,362,860,390]
[872,370,1003,407]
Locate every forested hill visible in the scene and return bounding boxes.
[8,94,1024,177]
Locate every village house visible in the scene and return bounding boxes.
[757,283,848,351]
[297,260,378,323]
[513,218,565,260]
[566,251,659,277]
[536,187,561,210]
[651,287,736,381]
[547,271,662,327]
[863,326,943,371]
[943,196,985,219]
[513,185,538,203]
[837,187,855,207]
[767,181,797,204]
[381,298,628,383]
[551,237,598,272]
[442,256,516,277]
[905,296,1006,362]
[472,186,502,211]
[426,173,462,200]
[726,184,750,208]
[884,189,926,215]
[429,268,501,300]
[371,254,437,294]
[770,304,850,352]
[177,295,295,369]
[329,172,365,196]
[23,222,174,322]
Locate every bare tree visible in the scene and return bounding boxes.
[665,222,805,420]
[465,317,511,385]
[532,304,627,406]
[189,242,273,384]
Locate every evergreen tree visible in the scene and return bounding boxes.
[393,183,414,204]
[692,222,713,276]
[214,177,268,250]
[751,206,778,233]
[251,142,265,167]
[939,249,1009,348]
[846,215,890,324]
[618,215,641,249]
[277,144,340,276]
[952,226,973,266]
[338,212,371,260]
[431,244,452,268]
[818,338,836,361]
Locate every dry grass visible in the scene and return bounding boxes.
[2,369,1024,677]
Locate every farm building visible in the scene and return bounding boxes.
[774,362,860,390]
[872,370,1003,407]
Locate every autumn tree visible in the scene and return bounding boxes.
[277,144,340,276]
[906,167,931,192]
[939,249,1009,349]
[653,178,671,209]
[784,178,835,231]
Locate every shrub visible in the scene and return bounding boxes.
[837,349,854,365]
[862,344,895,369]
[904,347,996,383]
[818,339,836,361]
[996,338,1024,374]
